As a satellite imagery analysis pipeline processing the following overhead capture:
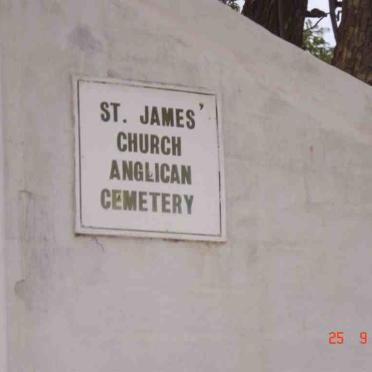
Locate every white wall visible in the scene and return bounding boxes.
[0,48,9,372]
[1,0,372,371]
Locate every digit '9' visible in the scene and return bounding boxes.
[360,332,368,344]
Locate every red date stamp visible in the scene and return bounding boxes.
[328,331,368,344]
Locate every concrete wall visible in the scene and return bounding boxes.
[0,48,9,372]
[1,0,372,371]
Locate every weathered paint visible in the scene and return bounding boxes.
[0,47,9,372]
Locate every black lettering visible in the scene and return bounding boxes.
[122,161,133,180]
[186,109,195,129]
[149,192,160,212]
[100,102,110,122]
[161,107,174,127]
[172,137,182,156]
[140,105,149,124]
[112,189,122,210]
[139,133,149,153]
[162,193,171,213]
[150,107,160,125]
[110,102,120,122]
[134,162,143,181]
[100,189,111,209]
[161,136,171,155]
[117,132,127,151]
[172,194,182,214]
[175,108,184,128]
[150,135,160,154]
[145,163,154,182]
[154,163,160,182]
[184,195,193,214]
[117,133,181,156]
[170,164,180,184]
[138,191,147,211]
[181,165,192,185]
[160,164,170,183]
[109,160,120,180]
[122,190,137,211]
[128,133,138,152]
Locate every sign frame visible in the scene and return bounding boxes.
[73,75,226,242]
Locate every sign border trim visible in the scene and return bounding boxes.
[73,75,226,242]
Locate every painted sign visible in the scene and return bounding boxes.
[74,77,225,241]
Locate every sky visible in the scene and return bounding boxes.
[236,0,335,46]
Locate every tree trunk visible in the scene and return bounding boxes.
[332,0,372,85]
[242,0,308,47]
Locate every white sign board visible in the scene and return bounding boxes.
[74,77,226,241]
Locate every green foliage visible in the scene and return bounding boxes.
[219,0,240,12]
[303,19,334,64]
